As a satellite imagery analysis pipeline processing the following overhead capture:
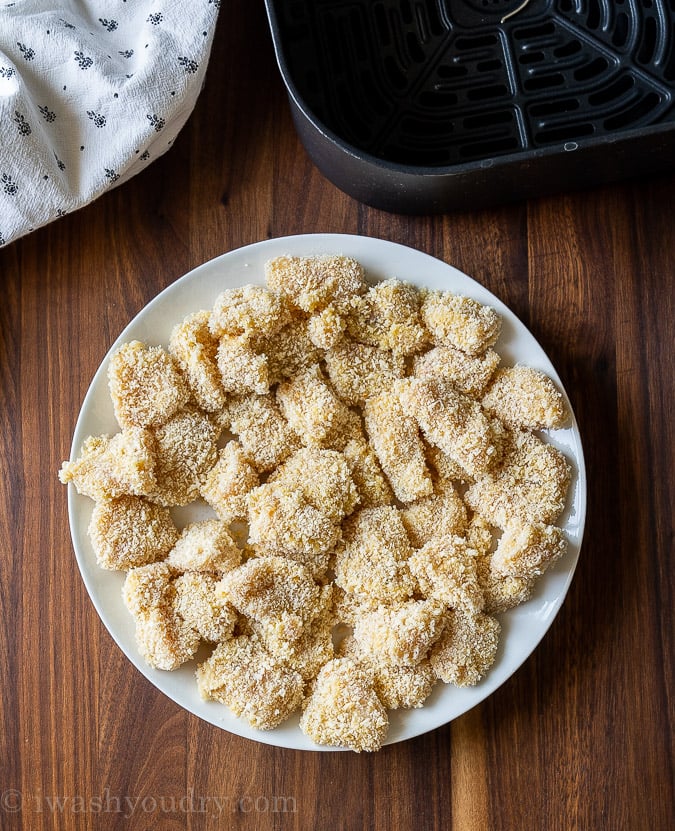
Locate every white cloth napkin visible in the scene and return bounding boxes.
[0,0,220,247]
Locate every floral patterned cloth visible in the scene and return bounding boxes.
[0,1,220,247]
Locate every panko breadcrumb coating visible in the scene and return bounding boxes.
[346,278,427,355]
[59,427,156,501]
[264,254,366,314]
[413,344,500,398]
[325,340,405,406]
[148,407,219,506]
[209,284,287,341]
[334,506,416,603]
[492,521,567,581]
[196,635,305,730]
[122,562,200,670]
[421,290,501,355]
[88,495,178,570]
[174,572,237,643]
[61,253,576,751]
[364,389,433,503]
[168,310,226,412]
[409,535,485,614]
[430,609,500,687]
[342,439,393,508]
[399,377,504,478]
[108,340,190,429]
[464,428,571,529]
[353,599,447,666]
[276,363,353,447]
[401,481,468,547]
[227,393,300,472]
[299,658,389,752]
[481,365,568,430]
[199,441,259,522]
[166,518,241,574]
[216,335,269,395]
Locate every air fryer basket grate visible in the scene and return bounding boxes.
[274,0,675,167]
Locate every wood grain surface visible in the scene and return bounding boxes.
[1,5,673,830]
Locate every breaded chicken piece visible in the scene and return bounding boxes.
[421,290,501,356]
[299,658,389,752]
[352,599,447,667]
[398,377,504,478]
[123,562,200,670]
[276,590,335,681]
[424,441,474,485]
[108,340,191,429]
[148,407,219,506]
[166,518,241,574]
[88,495,179,570]
[199,441,259,522]
[346,278,427,355]
[324,340,405,407]
[492,521,567,581]
[334,506,416,603]
[168,310,226,412]
[430,609,500,687]
[276,364,354,448]
[464,428,571,529]
[413,344,500,398]
[226,393,300,472]
[247,485,340,577]
[401,481,468,547]
[364,389,433,503]
[59,427,156,501]
[481,365,568,430]
[196,635,305,730]
[475,552,534,614]
[209,284,287,341]
[268,447,359,523]
[409,535,484,614]
[264,255,366,314]
[307,304,345,349]
[342,439,393,509]
[261,315,324,385]
[173,571,237,642]
[216,335,269,395]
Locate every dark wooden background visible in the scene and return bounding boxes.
[1,4,673,830]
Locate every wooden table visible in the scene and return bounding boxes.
[1,5,673,830]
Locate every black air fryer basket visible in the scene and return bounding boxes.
[265,0,675,212]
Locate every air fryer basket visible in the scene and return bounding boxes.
[265,0,675,212]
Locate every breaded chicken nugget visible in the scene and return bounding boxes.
[88,495,178,570]
[299,658,389,752]
[59,427,156,501]
[149,407,219,506]
[430,609,500,687]
[196,635,304,730]
[492,521,567,581]
[169,310,226,412]
[481,365,568,430]
[421,290,501,355]
[261,315,324,385]
[409,535,484,614]
[173,571,238,643]
[464,428,571,529]
[398,377,504,477]
[307,304,345,349]
[325,340,405,407]
[412,344,500,398]
[334,506,416,603]
[226,393,300,473]
[352,599,447,666]
[346,278,427,355]
[342,439,393,509]
[265,255,366,314]
[364,389,433,503]
[108,340,190,429]
[209,284,287,341]
[401,481,468,547]
[199,441,259,522]
[216,335,269,395]
[166,518,241,574]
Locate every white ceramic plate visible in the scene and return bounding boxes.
[66,234,587,750]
